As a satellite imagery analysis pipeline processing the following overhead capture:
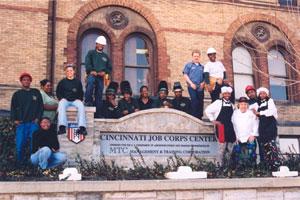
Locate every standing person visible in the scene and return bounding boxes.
[171,82,191,114]
[205,86,236,167]
[31,117,66,170]
[56,64,87,135]
[152,81,172,108]
[40,79,58,132]
[254,87,280,170]
[231,97,258,168]
[204,47,227,102]
[182,50,205,119]
[245,85,258,111]
[85,36,112,118]
[101,81,121,119]
[10,73,44,164]
[118,81,139,116]
[138,86,154,110]
[245,85,264,164]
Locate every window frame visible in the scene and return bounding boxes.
[267,48,290,101]
[78,29,111,80]
[123,33,154,95]
[232,45,258,99]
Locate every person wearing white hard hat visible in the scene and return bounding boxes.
[205,86,236,167]
[253,87,280,170]
[204,47,231,102]
[85,35,112,118]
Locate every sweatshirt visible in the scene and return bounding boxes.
[56,78,83,101]
[10,88,44,122]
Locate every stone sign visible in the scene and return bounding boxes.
[100,132,217,157]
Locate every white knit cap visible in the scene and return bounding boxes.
[257,87,269,96]
[221,86,233,94]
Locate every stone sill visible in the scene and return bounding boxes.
[1,177,300,194]
[67,106,96,112]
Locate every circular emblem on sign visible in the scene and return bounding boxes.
[251,23,270,43]
[180,103,186,107]
[106,11,128,30]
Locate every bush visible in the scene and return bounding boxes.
[0,117,63,181]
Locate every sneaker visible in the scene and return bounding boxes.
[58,125,66,135]
[78,126,87,135]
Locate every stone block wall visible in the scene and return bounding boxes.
[58,106,97,163]
[1,0,300,110]
[1,178,300,200]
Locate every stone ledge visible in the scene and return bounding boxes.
[94,108,213,134]
[66,106,96,112]
[1,178,300,194]
[95,108,208,125]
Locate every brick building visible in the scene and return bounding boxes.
[1,0,300,150]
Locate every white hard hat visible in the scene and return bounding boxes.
[95,36,107,45]
[206,47,217,55]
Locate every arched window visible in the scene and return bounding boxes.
[79,30,110,89]
[124,35,152,95]
[267,49,288,100]
[232,46,254,98]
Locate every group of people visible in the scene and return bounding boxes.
[10,72,67,170]
[100,79,192,119]
[10,35,280,171]
[206,85,280,169]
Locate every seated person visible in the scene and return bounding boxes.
[56,64,87,135]
[231,97,258,168]
[152,81,172,108]
[171,82,191,114]
[31,117,66,170]
[138,85,153,110]
[40,79,58,132]
[101,81,121,119]
[118,81,139,116]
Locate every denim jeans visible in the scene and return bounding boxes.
[85,74,104,117]
[210,83,222,102]
[30,146,66,170]
[16,122,39,164]
[58,99,86,128]
[187,87,204,119]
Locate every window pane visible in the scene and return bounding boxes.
[232,46,253,74]
[279,138,299,154]
[125,37,149,66]
[278,0,297,6]
[125,68,149,95]
[270,77,287,100]
[268,50,287,76]
[81,33,108,62]
[80,33,109,86]
[81,64,86,92]
[233,74,254,98]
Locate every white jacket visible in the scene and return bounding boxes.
[231,109,259,143]
[258,98,278,119]
[205,99,234,122]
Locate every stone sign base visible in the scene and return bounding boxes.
[59,107,215,167]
